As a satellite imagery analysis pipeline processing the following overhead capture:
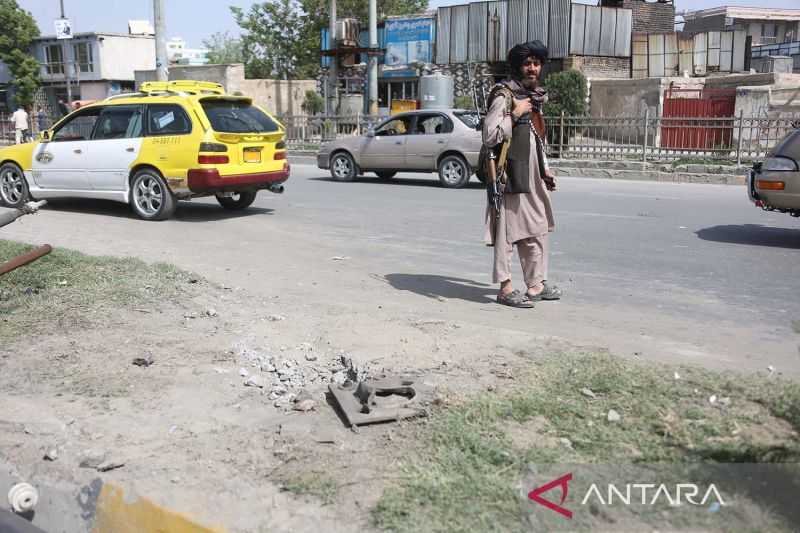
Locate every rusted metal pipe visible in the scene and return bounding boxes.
[0,200,48,229]
[0,245,52,277]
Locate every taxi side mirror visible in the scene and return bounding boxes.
[39,130,51,142]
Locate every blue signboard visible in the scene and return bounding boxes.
[384,17,434,67]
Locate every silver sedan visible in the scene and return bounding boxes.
[317,109,484,188]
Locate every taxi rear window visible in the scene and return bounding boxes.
[201,100,280,134]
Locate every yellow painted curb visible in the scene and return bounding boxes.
[92,484,227,533]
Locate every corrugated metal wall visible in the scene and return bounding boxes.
[436,7,451,64]
[527,0,549,49]
[487,1,508,63]
[469,2,489,62]
[548,0,570,58]
[632,30,749,78]
[451,5,470,63]
[507,0,528,52]
[569,5,632,57]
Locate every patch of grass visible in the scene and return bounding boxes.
[0,239,197,343]
[280,473,339,504]
[372,352,800,532]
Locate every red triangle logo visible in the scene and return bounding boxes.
[528,473,573,519]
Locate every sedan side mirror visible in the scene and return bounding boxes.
[366,129,375,138]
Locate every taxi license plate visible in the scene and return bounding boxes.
[243,148,261,163]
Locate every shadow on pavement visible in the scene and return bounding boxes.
[384,273,494,304]
[308,176,485,190]
[39,199,273,222]
[695,224,800,249]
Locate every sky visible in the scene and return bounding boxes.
[18,0,800,49]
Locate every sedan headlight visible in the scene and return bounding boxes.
[763,156,798,171]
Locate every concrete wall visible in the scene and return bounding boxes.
[240,79,317,116]
[98,35,155,81]
[79,81,110,100]
[590,77,663,118]
[168,63,245,94]
[134,64,316,116]
[752,56,795,74]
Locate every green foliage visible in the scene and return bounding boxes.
[202,31,244,65]
[232,0,428,80]
[454,95,475,110]
[542,69,587,117]
[232,0,319,79]
[0,0,40,106]
[301,89,324,115]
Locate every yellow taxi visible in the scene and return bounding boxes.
[0,80,289,220]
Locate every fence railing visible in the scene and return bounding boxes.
[4,112,796,165]
[279,113,800,164]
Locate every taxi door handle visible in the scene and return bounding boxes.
[73,149,82,154]
[437,140,445,144]
[126,147,135,152]
[395,141,402,145]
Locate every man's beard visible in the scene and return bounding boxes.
[521,73,538,90]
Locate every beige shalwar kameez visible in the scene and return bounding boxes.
[482,90,555,286]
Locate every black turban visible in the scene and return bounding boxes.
[507,40,548,72]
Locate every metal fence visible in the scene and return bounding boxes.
[279,113,798,164]
[544,113,799,163]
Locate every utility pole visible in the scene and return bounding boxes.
[60,0,72,105]
[153,0,168,81]
[368,0,377,115]
[328,0,337,115]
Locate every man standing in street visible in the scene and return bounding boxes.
[10,105,29,144]
[483,40,562,308]
[36,106,49,133]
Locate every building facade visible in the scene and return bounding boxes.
[683,7,800,46]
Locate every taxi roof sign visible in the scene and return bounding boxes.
[139,80,225,95]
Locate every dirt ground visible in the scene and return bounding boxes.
[1,273,574,532]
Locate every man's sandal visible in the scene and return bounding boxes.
[497,289,535,308]
[527,282,562,301]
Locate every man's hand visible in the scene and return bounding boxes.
[512,97,533,119]
[543,171,556,191]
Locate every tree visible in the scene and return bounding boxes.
[232,0,428,80]
[0,0,40,107]
[202,31,244,65]
[543,70,587,155]
[301,89,324,115]
[231,0,317,79]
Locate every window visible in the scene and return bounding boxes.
[146,104,192,136]
[73,42,94,73]
[454,111,480,130]
[200,100,279,134]
[52,107,101,141]
[93,106,143,140]
[414,114,453,135]
[45,45,64,75]
[375,116,411,136]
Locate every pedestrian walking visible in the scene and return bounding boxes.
[10,105,29,144]
[482,40,562,308]
[36,106,49,132]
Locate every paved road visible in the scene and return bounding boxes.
[3,164,800,375]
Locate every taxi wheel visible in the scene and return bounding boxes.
[0,162,30,208]
[330,152,357,181]
[130,169,176,221]
[216,191,257,210]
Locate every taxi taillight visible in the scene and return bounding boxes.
[198,154,229,164]
[198,142,229,164]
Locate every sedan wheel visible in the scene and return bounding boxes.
[438,155,470,188]
[0,163,30,208]
[330,152,357,182]
[130,169,176,221]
